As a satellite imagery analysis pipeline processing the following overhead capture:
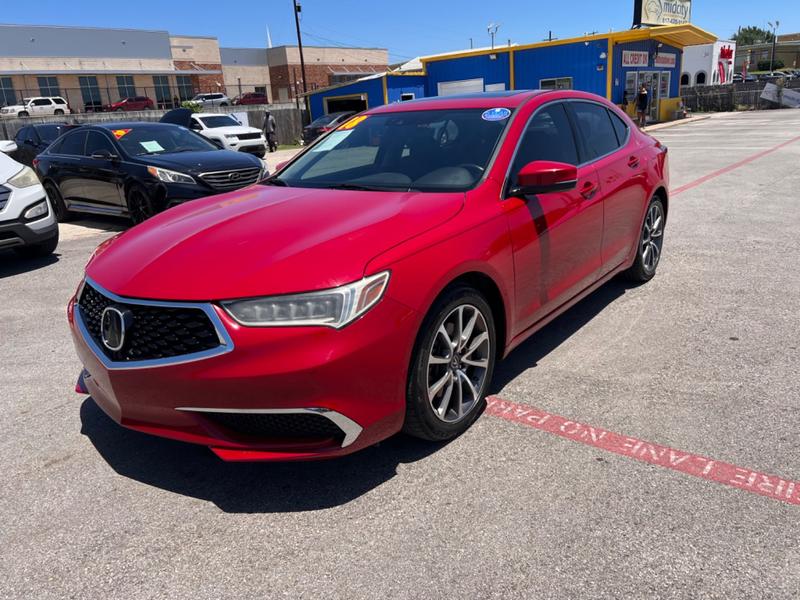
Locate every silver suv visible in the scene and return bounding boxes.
[190,93,230,108]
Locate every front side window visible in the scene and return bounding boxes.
[114,125,217,156]
[510,103,578,187]
[85,131,117,156]
[276,109,511,192]
[37,76,60,97]
[33,99,53,106]
[570,102,620,161]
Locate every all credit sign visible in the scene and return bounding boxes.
[654,53,677,68]
[622,51,649,66]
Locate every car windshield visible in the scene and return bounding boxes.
[114,125,218,156]
[37,125,72,143]
[199,115,240,128]
[275,108,512,193]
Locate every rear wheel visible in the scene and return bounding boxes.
[624,195,666,282]
[126,184,156,225]
[54,109,64,115]
[14,230,58,258]
[404,286,496,441]
[44,182,73,222]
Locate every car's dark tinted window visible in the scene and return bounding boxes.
[36,124,70,144]
[308,114,336,127]
[85,131,116,156]
[510,103,578,183]
[608,110,629,146]
[15,127,29,143]
[53,98,66,104]
[570,102,619,161]
[57,131,87,155]
[33,99,52,106]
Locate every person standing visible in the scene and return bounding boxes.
[263,110,278,153]
[636,85,649,127]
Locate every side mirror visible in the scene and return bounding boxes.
[91,149,118,161]
[0,140,18,154]
[275,161,288,171]
[511,160,578,196]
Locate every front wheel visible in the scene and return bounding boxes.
[624,195,666,282]
[404,286,496,441]
[44,182,73,222]
[18,111,29,117]
[126,185,156,225]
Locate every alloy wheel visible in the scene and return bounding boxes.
[426,304,491,423]
[128,189,154,225]
[640,201,664,273]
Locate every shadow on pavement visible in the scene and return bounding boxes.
[66,215,127,234]
[79,399,445,513]
[491,279,633,392]
[0,249,59,278]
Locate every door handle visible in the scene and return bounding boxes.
[627,156,640,169]
[580,181,598,200]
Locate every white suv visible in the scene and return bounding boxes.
[0,97,71,119]
[191,93,230,108]
[188,113,267,157]
[0,140,59,257]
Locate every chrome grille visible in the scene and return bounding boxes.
[236,132,262,140]
[0,185,10,212]
[200,167,261,191]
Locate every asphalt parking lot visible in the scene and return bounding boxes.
[2,110,799,599]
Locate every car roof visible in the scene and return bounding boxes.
[94,122,176,130]
[369,90,550,114]
[193,112,236,118]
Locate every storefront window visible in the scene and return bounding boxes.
[153,75,172,108]
[660,72,670,97]
[116,76,136,99]
[79,76,101,105]
[38,76,60,97]
[0,77,16,106]
[540,77,573,90]
[176,75,194,101]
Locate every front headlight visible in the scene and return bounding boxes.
[224,134,239,139]
[8,166,40,188]
[146,166,196,185]
[222,271,390,328]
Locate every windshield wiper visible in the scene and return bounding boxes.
[261,176,288,186]
[326,183,411,192]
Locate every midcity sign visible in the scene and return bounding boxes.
[633,0,692,26]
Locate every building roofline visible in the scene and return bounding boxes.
[0,22,171,35]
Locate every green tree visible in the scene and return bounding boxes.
[732,26,775,45]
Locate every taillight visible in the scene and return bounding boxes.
[32,158,40,168]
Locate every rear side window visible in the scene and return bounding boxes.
[510,103,579,183]
[58,131,87,155]
[53,98,67,104]
[608,110,629,146]
[570,102,619,161]
[85,131,116,156]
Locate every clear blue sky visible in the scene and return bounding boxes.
[1,0,797,63]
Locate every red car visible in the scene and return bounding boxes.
[69,90,668,462]
[233,92,269,105]
[105,96,154,112]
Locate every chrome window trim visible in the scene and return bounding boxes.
[175,406,363,448]
[74,276,234,371]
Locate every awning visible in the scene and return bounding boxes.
[609,24,717,48]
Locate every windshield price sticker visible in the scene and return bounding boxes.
[339,115,368,130]
[139,140,165,153]
[111,129,132,139]
[481,108,511,121]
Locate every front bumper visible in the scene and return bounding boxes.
[68,282,419,461]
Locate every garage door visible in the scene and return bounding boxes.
[437,78,484,96]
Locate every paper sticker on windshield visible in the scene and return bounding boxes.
[111,128,132,139]
[310,130,352,152]
[339,115,368,130]
[139,140,164,153]
[481,108,511,121]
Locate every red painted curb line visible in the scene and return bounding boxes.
[486,397,799,506]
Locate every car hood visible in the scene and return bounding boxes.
[0,151,25,182]
[86,185,464,301]
[1,105,24,111]
[137,150,262,174]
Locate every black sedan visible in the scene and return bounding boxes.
[35,122,265,223]
[302,111,355,144]
[12,123,78,167]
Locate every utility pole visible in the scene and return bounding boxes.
[469,37,473,49]
[293,0,309,123]
[768,20,780,72]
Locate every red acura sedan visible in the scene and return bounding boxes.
[69,90,668,461]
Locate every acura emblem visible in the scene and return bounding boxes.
[228,172,241,181]
[101,306,132,352]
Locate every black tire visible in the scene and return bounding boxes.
[44,182,73,222]
[404,286,497,441]
[115,108,123,112]
[623,195,666,283]
[220,102,228,107]
[18,111,29,118]
[54,109,64,115]
[14,230,59,258]
[126,184,156,225]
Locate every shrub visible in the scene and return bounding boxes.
[757,58,785,71]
